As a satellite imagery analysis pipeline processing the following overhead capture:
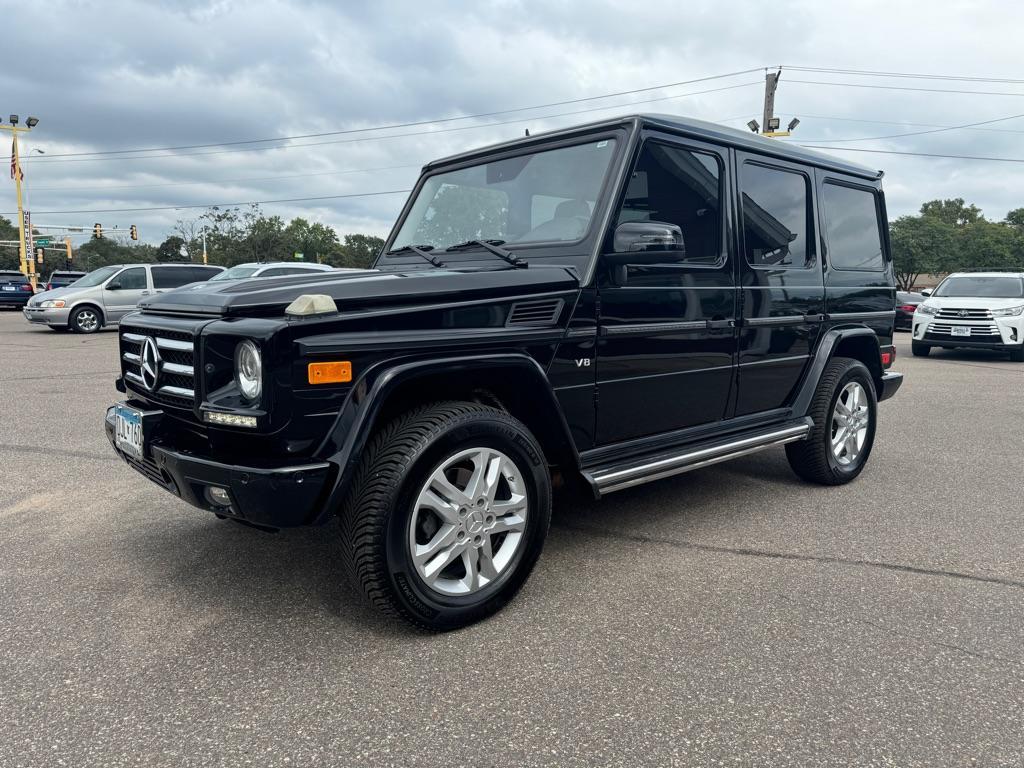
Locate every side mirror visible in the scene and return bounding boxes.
[612,221,685,255]
[106,281,122,290]
[920,289,932,297]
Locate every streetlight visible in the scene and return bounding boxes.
[747,120,760,134]
[1,114,39,284]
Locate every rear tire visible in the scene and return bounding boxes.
[911,342,930,357]
[339,402,552,631]
[70,305,103,334]
[786,358,877,486]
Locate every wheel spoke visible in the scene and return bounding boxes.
[419,487,462,525]
[845,432,859,459]
[490,491,527,516]
[464,450,501,503]
[413,523,459,566]
[421,539,466,583]
[461,547,480,592]
[831,426,848,450]
[429,473,470,509]
[490,512,526,535]
[477,536,499,582]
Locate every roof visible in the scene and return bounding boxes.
[231,261,334,270]
[947,271,1024,278]
[426,113,881,180]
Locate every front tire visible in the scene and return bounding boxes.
[911,342,930,357]
[1009,346,1024,363]
[70,306,102,334]
[786,358,877,485]
[339,402,552,631]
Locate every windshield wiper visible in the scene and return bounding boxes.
[446,239,528,268]
[386,244,445,268]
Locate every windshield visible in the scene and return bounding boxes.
[211,266,260,281]
[391,139,617,252]
[74,265,121,288]
[934,275,1024,298]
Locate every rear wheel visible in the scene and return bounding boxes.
[70,305,102,334]
[911,342,930,357]
[786,358,877,486]
[339,402,552,631]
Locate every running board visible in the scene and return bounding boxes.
[584,419,813,497]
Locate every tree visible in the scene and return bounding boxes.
[919,198,983,228]
[0,215,20,270]
[330,233,384,269]
[889,215,953,290]
[73,238,157,272]
[155,236,187,262]
[1004,208,1024,230]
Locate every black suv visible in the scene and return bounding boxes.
[105,114,903,630]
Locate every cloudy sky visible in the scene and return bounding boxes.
[3,0,1023,245]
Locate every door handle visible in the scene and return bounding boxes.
[803,313,825,323]
[706,319,735,330]
[141,290,151,295]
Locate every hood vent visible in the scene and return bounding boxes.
[507,298,564,327]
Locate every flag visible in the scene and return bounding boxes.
[10,139,23,181]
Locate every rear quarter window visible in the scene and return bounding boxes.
[822,182,885,272]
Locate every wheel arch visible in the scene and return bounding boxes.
[316,354,580,521]
[792,327,882,416]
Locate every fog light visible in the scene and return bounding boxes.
[205,486,232,507]
[204,411,258,428]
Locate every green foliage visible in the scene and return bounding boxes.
[889,199,1024,289]
[73,238,157,272]
[155,236,187,262]
[0,215,21,270]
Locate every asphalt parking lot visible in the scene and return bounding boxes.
[1,310,1022,768]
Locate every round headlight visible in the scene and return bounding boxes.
[234,341,262,401]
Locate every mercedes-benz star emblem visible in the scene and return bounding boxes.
[140,336,162,391]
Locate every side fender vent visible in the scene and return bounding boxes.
[507,299,564,327]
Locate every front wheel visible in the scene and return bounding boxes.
[339,402,552,631]
[70,306,102,334]
[786,358,877,485]
[1009,346,1024,363]
[911,342,930,357]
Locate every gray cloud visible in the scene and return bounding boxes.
[4,0,1023,244]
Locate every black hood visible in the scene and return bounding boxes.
[136,266,580,317]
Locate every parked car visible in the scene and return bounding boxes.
[208,261,336,282]
[23,263,225,333]
[911,271,1024,361]
[44,270,87,291]
[0,270,34,309]
[895,290,924,330]
[104,113,903,630]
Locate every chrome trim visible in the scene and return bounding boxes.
[565,327,598,339]
[155,337,193,351]
[122,352,140,364]
[162,362,195,376]
[593,423,810,495]
[827,310,897,321]
[122,332,146,343]
[158,385,195,398]
[745,315,804,327]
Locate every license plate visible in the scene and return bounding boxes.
[1,286,14,291]
[114,404,144,460]
[951,326,970,337]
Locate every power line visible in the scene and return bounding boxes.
[799,145,1024,163]
[786,112,1024,136]
[782,65,1024,85]
[30,164,420,193]
[31,68,765,160]
[2,189,411,216]
[787,79,1024,97]
[792,112,1024,142]
[23,81,760,165]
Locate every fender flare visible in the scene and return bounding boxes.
[312,353,579,523]
[791,327,879,417]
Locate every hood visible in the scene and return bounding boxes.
[920,296,1024,310]
[136,266,581,317]
[27,285,78,305]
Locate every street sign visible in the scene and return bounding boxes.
[34,237,51,246]
[294,252,304,260]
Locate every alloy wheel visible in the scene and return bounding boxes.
[76,310,99,332]
[409,447,528,596]
[831,382,870,466]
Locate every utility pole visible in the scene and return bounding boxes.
[746,70,799,138]
[1,115,40,287]
[202,229,208,264]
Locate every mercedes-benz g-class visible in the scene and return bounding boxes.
[105,114,903,630]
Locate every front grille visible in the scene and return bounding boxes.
[936,307,993,320]
[120,324,198,408]
[507,298,564,327]
[926,323,1001,337]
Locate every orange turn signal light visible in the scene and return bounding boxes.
[308,361,352,385]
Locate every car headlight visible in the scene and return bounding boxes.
[916,303,940,316]
[39,299,66,309]
[234,340,262,401]
[991,305,1024,317]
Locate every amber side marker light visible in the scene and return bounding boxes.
[308,361,352,384]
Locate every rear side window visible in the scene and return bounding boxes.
[152,266,196,289]
[190,267,222,281]
[741,163,812,269]
[116,267,148,290]
[822,182,885,271]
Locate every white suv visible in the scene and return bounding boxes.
[911,272,1024,362]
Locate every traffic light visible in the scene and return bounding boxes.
[36,247,44,264]
[65,238,73,267]
[130,225,138,241]
[93,222,103,239]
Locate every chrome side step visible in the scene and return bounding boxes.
[586,419,812,496]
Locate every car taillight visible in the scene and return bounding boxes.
[21,283,32,292]
[880,346,895,368]
[897,304,916,312]
[46,283,52,290]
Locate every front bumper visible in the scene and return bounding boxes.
[105,404,335,528]
[913,314,1023,349]
[22,305,71,325]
